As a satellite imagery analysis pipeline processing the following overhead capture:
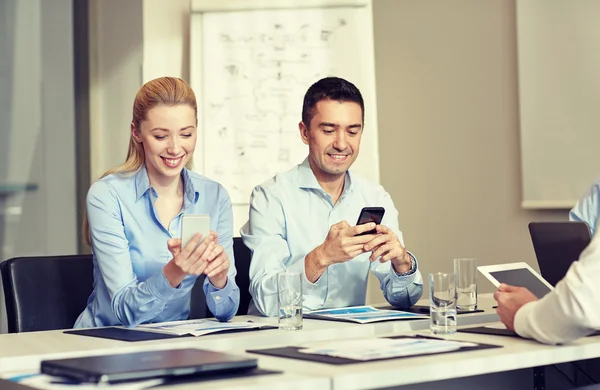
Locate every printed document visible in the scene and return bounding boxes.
[304,306,427,324]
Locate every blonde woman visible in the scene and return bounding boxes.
[75,77,239,328]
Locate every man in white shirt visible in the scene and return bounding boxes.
[494,231,600,344]
[241,77,423,316]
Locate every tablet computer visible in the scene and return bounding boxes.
[478,262,553,299]
[41,348,257,383]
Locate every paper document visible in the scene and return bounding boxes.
[304,306,427,324]
[3,372,163,390]
[137,319,265,336]
[484,323,508,330]
[299,338,477,361]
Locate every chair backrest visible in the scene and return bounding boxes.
[0,254,94,333]
[188,237,253,319]
[233,237,252,316]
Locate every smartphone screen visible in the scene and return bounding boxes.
[181,214,211,248]
[355,207,385,235]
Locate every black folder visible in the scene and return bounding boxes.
[247,335,501,365]
[64,323,277,342]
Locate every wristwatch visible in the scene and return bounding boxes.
[395,252,417,276]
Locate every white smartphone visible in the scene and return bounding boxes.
[181,214,211,249]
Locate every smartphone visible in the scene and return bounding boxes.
[181,214,211,249]
[355,207,385,235]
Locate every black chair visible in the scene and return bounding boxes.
[233,237,252,316]
[188,237,253,318]
[0,254,94,333]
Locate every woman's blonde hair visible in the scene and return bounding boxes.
[83,77,197,246]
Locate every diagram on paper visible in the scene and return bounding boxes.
[200,7,363,203]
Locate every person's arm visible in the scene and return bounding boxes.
[241,186,328,317]
[514,234,600,344]
[203,186,240,321]
[569,181,600,235]
[87,181,190,327]
[369,189,423,308]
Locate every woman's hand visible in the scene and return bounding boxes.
[203,243,231,289]
[163,231,218,287]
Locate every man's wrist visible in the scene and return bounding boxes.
[308,245,328,271]
[393,252,416,276]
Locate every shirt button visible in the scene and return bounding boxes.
[215,296,221,301]
[170,230,176,236]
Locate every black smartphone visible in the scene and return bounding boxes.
[355,207,385,235]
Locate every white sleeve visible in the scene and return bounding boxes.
[514,233,600,344]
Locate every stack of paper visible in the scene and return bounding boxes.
[137,319,265,337]
[299,338,477,361]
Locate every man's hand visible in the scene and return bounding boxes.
[363,224,412,274]
[317,220,378,266]
[493,283,538,331]
[304,221,377,283]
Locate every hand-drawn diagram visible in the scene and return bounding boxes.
[199,7,363,204]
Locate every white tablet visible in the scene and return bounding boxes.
[478,262,554,299]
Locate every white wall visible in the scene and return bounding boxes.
[143,0,191,83]
[89,0,143,181]
[89,0,192,180]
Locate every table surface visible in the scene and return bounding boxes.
[2,294,594,390]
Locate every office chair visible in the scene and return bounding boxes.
[188,237,253,318]
[232,237,252,316]
[0,254,94,333]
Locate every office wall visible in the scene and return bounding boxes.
[368,0,567,302]
[89,0,143,181]
[89,0,191,180]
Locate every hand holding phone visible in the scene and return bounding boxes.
[164,214,215,288]
[355,207,385,235]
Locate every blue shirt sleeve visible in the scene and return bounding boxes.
[87,181,187,327]
[569,181,600,236]
[368,187,424,308]
[202,186,240,321]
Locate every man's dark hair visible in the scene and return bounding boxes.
[301,77,364,127]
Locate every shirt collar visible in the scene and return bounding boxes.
[135,165,200,204]
[297,157,355,195]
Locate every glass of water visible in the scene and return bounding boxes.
[454,258,478,311]
[277,271,303,330]
[429,272,457,335]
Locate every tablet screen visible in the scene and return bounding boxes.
[489,269,552,299]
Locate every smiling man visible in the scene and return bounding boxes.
[240,77,423,316]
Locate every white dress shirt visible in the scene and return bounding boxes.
[514,230,600,344]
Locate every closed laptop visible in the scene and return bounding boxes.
[41,348,257,383]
